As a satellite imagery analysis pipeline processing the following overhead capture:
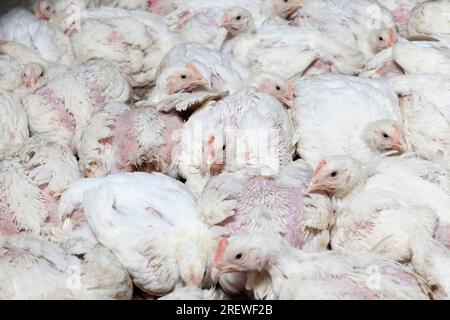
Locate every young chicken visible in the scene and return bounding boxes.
[0,8,75,65]
[199,161,333,294]
[177,87,295,198]
[0,89,29,155]
[212,233,431,300]
[148,43,295,110]
[222,23,365,79]
[0,135,81,241]
[387,74,450,163]
[359,48,405,79]
[408,0,450,39]
[59,172,217,296]
[289,0,397,61]
[307,154,450,297]
[22,59,130,151]
[0,234,132,299]
[78,102,183,178]
[291,75,407,168]
[68,7,179,87]
[376,0,427,35]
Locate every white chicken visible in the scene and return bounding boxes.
[0,89,29,155]
[387,74,450,163]
[199,160,332,250]
[392,40,450,75]
[77,102,183,178]
[290,0,397,61]
[0,135,80,241]
[171,0,303,27]
[359,47,405,78]
[408,0,450,39]
[291,75,407,168]
[212,232,431,299]
[307,154,450,296]
[0,234,133,299]
[163,6,246,50]
[223,23,365,78]
[148,42,295,109]
[178,87,294,198]
[68,7,179,87]
[59,172,217,296]
[199,160,332,294]
[0,40,65,96]
[22,59,130,151]
[0,8,74,65]
[376,0,427,35]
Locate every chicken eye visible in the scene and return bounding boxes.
[235,253,243,260]
[284,0,289,2]
[236,15,242,20]
[379,36,384,41]
[382,133,389,138]
[276,85,281,91]
[180,74,187,79]
[330,171,338,178]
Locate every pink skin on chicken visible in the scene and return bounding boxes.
[335,219,375,249]
[9,246,28,263]
[307,59,333,74]
[375,61,405,78]
[220,176,307,248]
[85,80,106,105]
[93,111,183,176]
[394,6,411,28]
[109,111,139,173]
[37,86,76,131]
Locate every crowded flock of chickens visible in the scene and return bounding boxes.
[0,0,449,300]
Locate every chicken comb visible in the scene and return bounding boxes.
[214,237,229,266]
[313,160,327,177]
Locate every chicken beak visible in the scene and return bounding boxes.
[280,95,294,108]
[391,125,408,153]
[211,264,240,282]
[281,83,295,108]
[306,179,321,193]
[25,74,37,89]
[219,17,232,29]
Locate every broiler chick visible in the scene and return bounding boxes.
[0,234,132,299]
[178,87,295,198]
[0,135,80,241]
[78,102,183,178]
[59,172,217,296]
[68,7,179,87]
[148,43,295,111]
[22,59,130,151]
[199,160,333,295]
